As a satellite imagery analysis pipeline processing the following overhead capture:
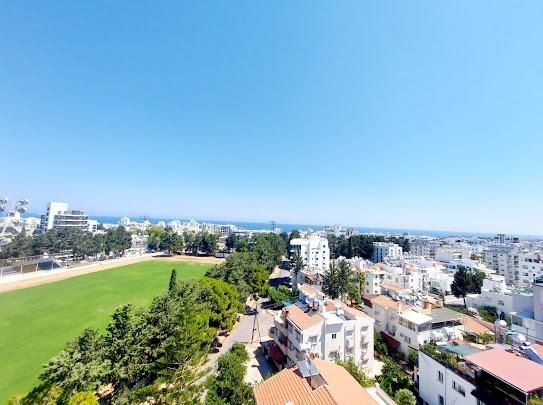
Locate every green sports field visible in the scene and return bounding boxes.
[0,260,211,402]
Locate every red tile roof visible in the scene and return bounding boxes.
[462,316,493,335]
[464,348,543,393]
[286,305,324,331]
[254,358,377,405]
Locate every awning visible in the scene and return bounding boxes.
[380,331,401,351]
[270,344,286,363]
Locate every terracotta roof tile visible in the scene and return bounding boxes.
[286,305,325,331]
[254,358,377,405]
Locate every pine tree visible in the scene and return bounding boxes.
[169,269,178,293]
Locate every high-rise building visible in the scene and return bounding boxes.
[290,234,330,271]
[372,242,403,263]
[39,202,89,232]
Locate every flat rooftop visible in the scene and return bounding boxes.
[428,307,463,323]
[437,343,483,357]
[465,348,543,393]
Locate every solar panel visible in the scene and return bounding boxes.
[297,359,320,378]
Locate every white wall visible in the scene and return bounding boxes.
[418,351,478,405]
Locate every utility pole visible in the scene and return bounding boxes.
[250,300,262,344]
[270,220,276,233]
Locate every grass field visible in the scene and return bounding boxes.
[0,260,210,402]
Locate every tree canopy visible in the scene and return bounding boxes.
[205,344,255,405]
[451,266,485,306]
[322,259,352,300]
[18,275,244,404]
[0,226,132,260]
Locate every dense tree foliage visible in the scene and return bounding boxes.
[326,234,410,260]
[395,389,416,405]
[225,234,237,250]
[183,231,219,256]
[0,227,132,260]
[205,344,255,405]
[251,233,286,273]
[206,232,286,299]
[451,266,485,306]
[377,358,413,398]
[336,359,374,387]
[269,285,295,306]
[322,259,352,300]
[16,274,243,404]
[159,227,184,254]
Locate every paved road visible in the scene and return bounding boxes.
[206,300,276,383]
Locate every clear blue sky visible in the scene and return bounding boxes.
[1,1,542,234]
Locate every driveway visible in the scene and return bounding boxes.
[207,299,277,384]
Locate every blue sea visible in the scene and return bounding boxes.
[87,215,504,239]
[22,213,540,239]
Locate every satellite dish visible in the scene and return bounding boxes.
[517,334,527,343]
[498,320,507,327]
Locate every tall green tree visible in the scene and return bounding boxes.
[205,344,255,405]
[377,359,413,397]
[323,260,352,300]
[168,269,178,293]
[40,328,110,395]
[291,250,304,289]
[159,228,183,255]
[225,234,237,251]
[451,266,485,307]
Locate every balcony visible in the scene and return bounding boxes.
[346,338,354,349]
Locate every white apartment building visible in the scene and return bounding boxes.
[39,202,90,232]
[417,345,543,405]
[372,242,402,263]
[364,269,385,295]
[362,294,463,357]
[465,275,533,318]
[485,244,543,286]
[271,284,374,373]
[290,234,330,271]
[509,278,543,343]
[411,238,441,258]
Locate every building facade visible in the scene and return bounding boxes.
[290,234,330,271]
[372,242,402,263]
[271,284,374,373]
[39,202,90,232]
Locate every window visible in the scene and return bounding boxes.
[438,395,444,405]
[308,335,317,344]
[452,381,465,396]
[331,333,337,339]
[438,370,444,383]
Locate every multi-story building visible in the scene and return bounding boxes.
[466,275,533,319]
[39,202,90,232]
[290,234,330,271]
[417,344,543,405]
[271,284,374,373]
[372,242,403,263]
[509,278,543,343]
[364,269,385,295]
[411,238,441,258]
[362,294,463,357]
[485,244,543,286]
